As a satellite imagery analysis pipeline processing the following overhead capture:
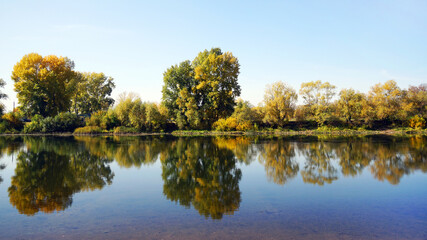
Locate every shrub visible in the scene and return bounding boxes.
[236,120,252,131]
[113,126,138,134]
[23,112,82,133]
[74,126,103,134]
[409,115,426,129]
[213,117,252,131]
[86,110,119,130]
[1,112,24,132]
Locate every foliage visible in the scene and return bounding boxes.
[1,112,24,132]
[299,80,336,126]
[263,81,298,127]
[85,110,119,130]
[337,88,365,123]
[71,72,115,115]
[115,93,166,132]
[73,126,103,134]
[212,99,257,131]
[113,126,138,134]
[11,53,77,117]
[403,84,427,118]
[409,115,426,129]
[363,80,404,121]
[162,48,240,129]
[23,112,82,133]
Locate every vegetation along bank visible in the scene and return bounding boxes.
[0,48,426,135]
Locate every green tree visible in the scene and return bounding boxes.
[71,72,115,115]
[162,48,240,129]
[263,81,298,127]
[337,88,365,123]
[299,80,336,125]
[11,53,77,117]
[193,49,241,127]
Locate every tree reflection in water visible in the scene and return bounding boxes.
[258,139,299,185]
[161,138,242,220]
[0,136,23,185]
[8,137,114,215]
[1,135,426,218]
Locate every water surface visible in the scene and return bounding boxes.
[0,135,426,239]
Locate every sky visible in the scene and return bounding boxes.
[0,0,426,111]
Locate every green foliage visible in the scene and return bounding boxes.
[85,110,119,130]
[162,48,241,129]
[73,126,103,134]
[1,112,24,132]
[23,112,82,133]
[409,115,426,129]
[71,72,115,115]
[114,93,166,132]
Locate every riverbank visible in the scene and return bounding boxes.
[0,129,426,137]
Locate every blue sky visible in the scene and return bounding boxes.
[0,0,426,111]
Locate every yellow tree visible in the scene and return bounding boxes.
[194,49,241,127]
[263,81,298,127]
[11,53,76,117]
[299,80,336,125]
[403,84,427,118]
[363,80,404,121]
[337,88,365,123]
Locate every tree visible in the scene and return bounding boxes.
[403,84,427,118]
[71,72,115,115]
[11,53,77,117]
[299,80,336,125]
[161,48,241,129]
[193,49,241,126]
[0,78,8,115]
[363,80,403,121]
[263,81,298,127]
[337,88,365,123]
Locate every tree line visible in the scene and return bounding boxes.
[0,49,426,133]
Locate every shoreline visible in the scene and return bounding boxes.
[0,129,426,137]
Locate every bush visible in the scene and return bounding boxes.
[113,126,138,134]
[409,115,426,129]
[86,110,119,130]
[1,112,24,132]
[213,117,252,131]
[23,112,83,133]
[74,126,103,134]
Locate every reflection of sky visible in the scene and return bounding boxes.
[0,144,426,239]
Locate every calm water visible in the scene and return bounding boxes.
[0,135,426,240]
